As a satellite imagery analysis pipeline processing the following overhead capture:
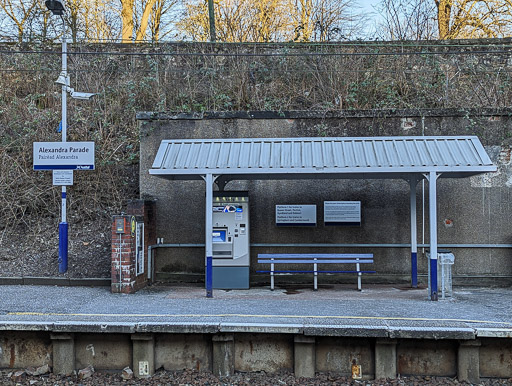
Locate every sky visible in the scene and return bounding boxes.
[355,0,385,38]
[359,0,380,14]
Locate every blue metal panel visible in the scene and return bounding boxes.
[212,266,250,289]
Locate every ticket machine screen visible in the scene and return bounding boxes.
[212,230,227,243]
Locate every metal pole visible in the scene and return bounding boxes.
[207,0,216,42]
[58,16,68,274]
[410,177,418,288]
[205,174,213,298]
[429,171,438,301]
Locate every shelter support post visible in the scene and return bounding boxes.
[427,171,440,301]
[410,177,419,288]
[205,174,214,298]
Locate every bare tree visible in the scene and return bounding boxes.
[377,0,512,40]
[0,0,39,42]
[81,0,118,42]
[376,0,437,40]
[436,0,512,39]
[178,0,363,42]
[121,0,161,42]
[178,0,291,42]
[149,0,179,41]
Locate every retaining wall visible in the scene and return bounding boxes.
[138,109,512,286]
[1,330,511,381]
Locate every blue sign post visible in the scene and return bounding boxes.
[33,141,95,273]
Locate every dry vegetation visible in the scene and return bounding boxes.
[0,40,511,277]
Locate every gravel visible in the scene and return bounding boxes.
[0,218,111,278]
[1,369,511,386]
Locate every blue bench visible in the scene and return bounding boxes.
[257,253,374,291]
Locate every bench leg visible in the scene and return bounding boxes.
[271,263,275,290]
[357,272,362,291]
[314,263,318,291]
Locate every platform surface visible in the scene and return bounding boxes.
[0,284,511,339]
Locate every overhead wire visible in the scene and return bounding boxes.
[1,48,512,57]
[0,68,511,75]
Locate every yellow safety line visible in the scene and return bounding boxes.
[8,312,512,327]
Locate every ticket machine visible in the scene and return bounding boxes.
[211,191,249,289]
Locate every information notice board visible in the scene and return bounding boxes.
[276,205,317,227]
[324,201,361,226]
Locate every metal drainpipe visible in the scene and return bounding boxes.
[118,233,122,291]
[148,245,153,283]
[421,115,425,255]
[148,243,512,248]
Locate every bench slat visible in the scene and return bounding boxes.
[258,253,373,259]
[258,259,373,264]
[257,270,377,274]
[257,252,375,291]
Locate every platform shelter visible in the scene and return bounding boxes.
[149,136,496,300]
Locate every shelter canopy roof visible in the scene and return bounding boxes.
[149,136,496,180]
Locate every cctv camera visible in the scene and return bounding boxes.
[55,72,69,86]
[70,91,96,100]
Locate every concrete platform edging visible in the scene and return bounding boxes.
[1,321,507,339]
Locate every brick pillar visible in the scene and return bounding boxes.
[111,215,136,294]
[111,199,156,294]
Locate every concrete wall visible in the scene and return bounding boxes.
[155,334,211,371]
[138,109,512,285]
[234,334,293,373]
[1,331,511,379]
[75,334,131,370]
[0,332,51,369]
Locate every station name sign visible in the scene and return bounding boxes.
[33,142,95,170]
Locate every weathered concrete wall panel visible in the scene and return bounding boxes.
[397,340,457,376]
[0,332,51,369]
[155,334,211,371]
[315,337,374,378]
[234,334,293,373]
[480,338,512,378]
[75,334,131,370]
